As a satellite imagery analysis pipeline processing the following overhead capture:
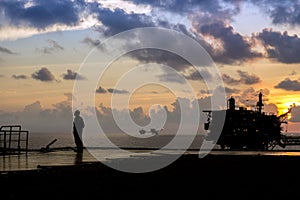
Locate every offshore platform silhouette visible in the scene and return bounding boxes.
[203,92,300,150]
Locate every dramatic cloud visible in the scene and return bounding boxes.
[130,0,241,22]
[222,70,261,85]
[257,29,300,63]
[128,49,192,72]
[37,39,64,54]
[274,78,300,91]
[252,0,300,26]
[12,74,27,80]
[198,22,261,64]
[94,7,155,36]
[0,0,83,29]
[32,67,55,82]
[62,69,86,80]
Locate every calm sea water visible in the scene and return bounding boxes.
[26,132,206,150]
[25,132,300,151]
[2,132,300,172]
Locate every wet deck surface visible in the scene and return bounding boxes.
[1,149,300,199]
[2,148,300,172]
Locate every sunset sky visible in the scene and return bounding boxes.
[1,0,300,133]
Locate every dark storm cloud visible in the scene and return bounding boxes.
[222,70,261,85]
[0,45,16,54]
[94,7,155,36]
[31,67,55,82]
[62,69,86,80]
[129,49,191,72]
[12,74,27,80]
[257,29,300,63]
[274,78,300,91]
[0,0,83,29]
[251,0,300,26]
[237,70,261,85]
[199,22,262,64]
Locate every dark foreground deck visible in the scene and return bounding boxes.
[1,150,300,199]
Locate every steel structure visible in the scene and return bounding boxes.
[0,125,29,154]
[203,92,300,150]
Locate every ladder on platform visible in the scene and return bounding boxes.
[0,125,29,154]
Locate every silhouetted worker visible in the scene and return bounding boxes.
[73,110,85,153]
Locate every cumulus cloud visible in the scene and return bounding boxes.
[130,0,241,22]
[81,36,103,47]
[37,39,64,54]
[198,22,262,64]
[157,70,186,84]
[62,69,86,80]
[184,69,213,81]
[94,7,155,36]
[237,87,270,107]
[95,86,129,94]
[275,78,300,91]
[31,67,55,82]
[257,29,300,63]
[214,85,240,97]
[128,49,192,72]
[290,106,300,122]
[251,0,300,26]
[0,0,83,29]
[222,70,261,85]
[96,86,107,94]
[0,100,73,134]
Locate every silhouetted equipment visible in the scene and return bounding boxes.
[0,125,29,154]
[40,139,58,153]
[228,96,235,111]
[256,92,264,114]
[203,93,300,150]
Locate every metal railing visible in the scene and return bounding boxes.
[0,125,29,154]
